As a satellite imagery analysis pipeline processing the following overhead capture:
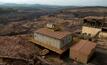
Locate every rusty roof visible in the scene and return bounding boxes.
[35,28,71,40]
[71,40,96,55]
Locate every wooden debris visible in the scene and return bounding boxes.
[39,49,49,56]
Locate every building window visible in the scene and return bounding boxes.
[68,36,72,42]
[63,35,72,45]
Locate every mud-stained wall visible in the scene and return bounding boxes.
[82,26,101,37]
[34,33,61,49]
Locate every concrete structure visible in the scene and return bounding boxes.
[46,23,55,29]
[99,23,107,38]
[70,40,96,64]
[82,18,107,38]
[82,26,101,37]
[32,28,72,54]
[99,32,107,38]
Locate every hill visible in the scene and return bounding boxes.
[61,6,107,17]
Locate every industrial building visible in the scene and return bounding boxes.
[99,22,107,38]
[28,23,97,64]
[82,17,107,39]
[70,40,96,64]
[30,23,73,54]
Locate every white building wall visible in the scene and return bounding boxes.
[34,33,61,49]
[99,32,107,38]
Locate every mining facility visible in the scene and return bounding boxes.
[28,22,98,64]
[30,23,73,54]
[82,16,107,39]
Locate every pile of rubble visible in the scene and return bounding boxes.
[0,36,42,65]
[0,36,66,65]
[0,36,40,59]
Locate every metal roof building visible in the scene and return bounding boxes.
[30,28,73,54]
[70,40,96,63]
[35,28,71,40]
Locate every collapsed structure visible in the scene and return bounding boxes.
[70,40,96,63]
[82,16,107,39]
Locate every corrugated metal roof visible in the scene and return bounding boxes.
[35,28,71,40]
[71,40,96,55]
